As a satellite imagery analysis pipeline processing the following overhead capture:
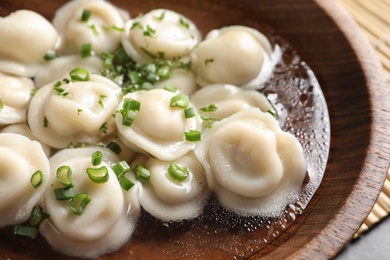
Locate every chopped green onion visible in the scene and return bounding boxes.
[113,161,131,178]
[98,95,107,108]
[30,88,38,96]
[110,25,125,32]
[80,43,93,58]
[170,94,189,109]
[199,104,218,113]
[134,165,150,182]
[30,170,43,189]
[100,122,108,134]
[164,84,176,92]
[179,17,190,29]
[91,151,103,166]
[122,98,141,111]
[118,175,134,191]
[43,116,49,128]
[13,225,38,239]
[120,109,136,127]
[77,108,83,115]
[68,193,91,215]
[56,166,74,188]
[70,67,90,81]
[54,187,74,200]
[155,11,165,21]
[168,162,189,182]
[86,166,109,183]
[204,58,214,65]
[0,99,3,112]
[185,130,201,142]
[28,206,49,227]
[106,141,122,154]
[143,25,156,37]
[43,50,56,61]
[81,9,91,22]
[184,107,195,118]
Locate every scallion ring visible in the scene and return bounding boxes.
[80,43,93,58]
[168,162,189,182]
[118,175,135,191]
[184,107,195,118]
[54,187,74,200]
[56,166,74,188]
[13,225,38,239]
[185,130,201,142]
[122,98,141,111]
[170,94,189,109]
[120,109,136,127]
[30,170,43,189]
[91,151,103,166]
[81,9,91,22]
[134,165,150,182]
[113,161,131,178]
[86,166,109,184]
[68,193,91,215]
[106,141,122,154]
[28,206,48,227]
[69,67,90,81]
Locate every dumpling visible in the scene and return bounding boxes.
[0,10,60,77]
[190,84,273,128]
[1,123,52,157]
[154,68,198,96]
[0,133,49,228]
[122,9,201,64]
[116,89,200,161]
[34,55,104,88]
[28,72,121,149]
[53,0,129,55]
[194,108,307,217]
[190,25,281,89]
[40,147,141,259]
[139,152,209,221]
[0,72,35,126]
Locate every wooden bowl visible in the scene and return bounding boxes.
[0,0,389,259]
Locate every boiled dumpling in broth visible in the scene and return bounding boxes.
[52,0,129,55]
[0,10,60,77]
[121,9,201,64]
[194,108,307,217]
[190,25,281,89]
[0,133,50,228]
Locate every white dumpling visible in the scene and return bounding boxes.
[53,0,129,55]
[40,147,141,259]
[0,133,49,227]
[0,10,60,77]
[122,9,201,64]
[194,108,307,217]
[139,152,209,221]
[28,73,121,149]
[0,72,35,125]
[116,89,200,161]
[34,55,104,88]
[1,123,52,157]
[190,84,273,128]
[190,25,281,89]
[154,68,198,96]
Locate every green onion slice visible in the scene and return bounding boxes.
[30,170,43,189]
[122,98,141,111]
[184,107,195,118]
[91,151,103,166]
[13,225,38,239]
[68,193,91,215]
[70,67,90,81]
[80,43,93,58]
[120,109,136,127]
[118,175,135,191]
[134,165,151,182]
[0,99,3,112]
[86,166,109,184]
[54,187,74,200]
[113,161,131,178]
[56,166,74,188]
[185,130,201,142]
[164,84,176,92]
[28,206,49,227]
[168,162,189,182]
[106,141,122,154]
[81,9,91,22]
[170,94,189,109]
[43,50,56,61]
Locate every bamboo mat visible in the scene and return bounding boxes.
[338,0,390,238]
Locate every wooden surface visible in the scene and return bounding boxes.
[338,0,390,239]
[0,0,390,259]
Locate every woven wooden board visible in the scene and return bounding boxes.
[338,0,390,238]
